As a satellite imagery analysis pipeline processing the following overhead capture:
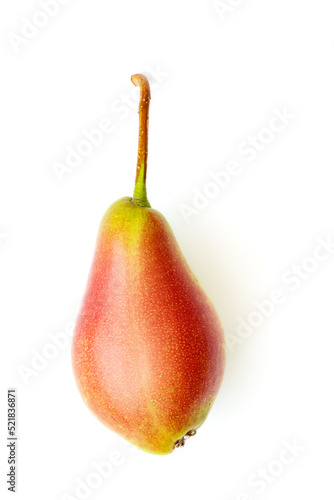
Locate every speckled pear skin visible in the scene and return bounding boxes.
[72,197,226,455]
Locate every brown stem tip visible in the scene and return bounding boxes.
[131,74,151,188]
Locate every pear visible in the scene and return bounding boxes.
[72,74,226,455]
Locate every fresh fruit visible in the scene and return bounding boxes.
[72,74,226,455]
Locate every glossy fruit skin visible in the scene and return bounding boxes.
[72,198,225,454]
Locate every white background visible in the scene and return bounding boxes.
[1,1,334,499]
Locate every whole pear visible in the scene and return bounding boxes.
[72,74,226,455]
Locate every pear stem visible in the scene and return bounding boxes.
[131,74,151,207]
